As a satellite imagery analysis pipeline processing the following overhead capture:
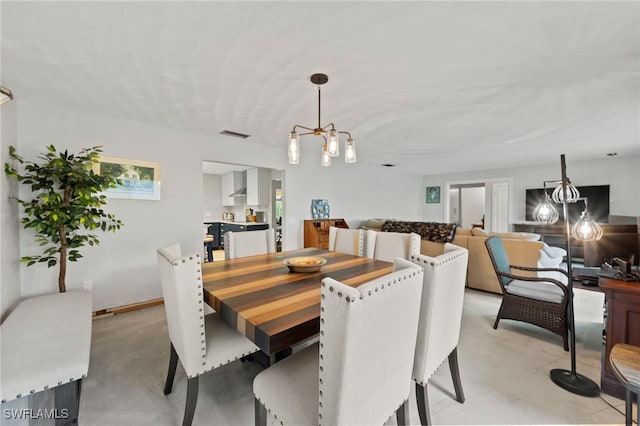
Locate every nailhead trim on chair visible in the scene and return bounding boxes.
[317,268,423,425]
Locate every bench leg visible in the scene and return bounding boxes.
[54,379,82,425]
[164,343,179,395]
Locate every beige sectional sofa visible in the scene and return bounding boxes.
[361,220,566,294]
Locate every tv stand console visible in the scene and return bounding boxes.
[513,222,639,267]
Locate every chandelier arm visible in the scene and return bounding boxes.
[292,125,315,133]
[338,131,352,138]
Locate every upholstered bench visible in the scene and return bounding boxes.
[0,290,92,424]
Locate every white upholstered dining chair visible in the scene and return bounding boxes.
[253,257,424,426]
[409,243,469,426]
[224,228,276,260]
[328,226,365,256]
[365,229,421,262]
[157,243,259,426]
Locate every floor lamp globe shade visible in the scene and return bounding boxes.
[288,132,300,164]
[345,139,356,163]
[551,183,580,203]
[571,215,603,241]
[327,130,339,157]
[533,200,559,223]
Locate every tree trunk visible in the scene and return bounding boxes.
[58,245,67,293]
[58,185,71,293]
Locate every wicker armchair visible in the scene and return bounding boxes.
[485,236,570,351]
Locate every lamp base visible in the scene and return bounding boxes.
[550,369,600,397]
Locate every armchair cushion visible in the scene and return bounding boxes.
[506,279,566,304]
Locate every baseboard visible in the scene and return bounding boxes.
[93,298,164,319]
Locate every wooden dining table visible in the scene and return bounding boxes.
[202,247,393,361]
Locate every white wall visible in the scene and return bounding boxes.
[0,97,21,320]
[11,101,422,310]
[422,156,640,225]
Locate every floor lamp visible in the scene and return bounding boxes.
[541,154,601,397]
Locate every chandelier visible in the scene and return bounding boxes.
[288,73,356,166]
[0,86,13,105]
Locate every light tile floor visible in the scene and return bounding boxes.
[74,288,632,425]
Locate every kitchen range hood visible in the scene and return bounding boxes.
[229,187,246,197]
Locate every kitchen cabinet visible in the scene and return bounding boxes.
[246,167,270,206]
[221,171,245,207]
[206,221,269,250]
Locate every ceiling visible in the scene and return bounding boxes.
[2,1,638,175]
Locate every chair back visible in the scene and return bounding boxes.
[328,226,365,256]
[485,236,513,289]
[410,244,469,383]
[365,230,421,262]
[157,244,206,377]
[224,228,275,260]
[319,258,423,425]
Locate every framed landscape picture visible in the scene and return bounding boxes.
[426,186,440,203]
[95,156,161,200]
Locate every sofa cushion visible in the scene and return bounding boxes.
[471,228,489,237]
[455,228,472,236]
[381,220,457,243]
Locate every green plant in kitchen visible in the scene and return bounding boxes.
[4,145,124,292]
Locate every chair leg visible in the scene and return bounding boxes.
[493,300,506,329]
[448,348,465,404]
[415,382,431,426]
[164,343,179,395]
[255,397,267,426]
[182,376,199,426]
[395,399,409,426]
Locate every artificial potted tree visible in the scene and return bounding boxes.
[4,145,123,292]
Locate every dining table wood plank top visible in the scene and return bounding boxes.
[202,247,393,355]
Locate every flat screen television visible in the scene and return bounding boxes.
[525,185,610,223]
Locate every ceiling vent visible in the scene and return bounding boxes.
[220,130,251,139]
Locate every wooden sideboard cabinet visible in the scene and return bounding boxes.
[303,219,348,249]
[599,276,640,398]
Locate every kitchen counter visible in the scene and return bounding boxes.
[204,221,270,250]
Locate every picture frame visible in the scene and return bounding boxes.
[311,199,330,219]
[426,186,440,203]
[94,156,161,200]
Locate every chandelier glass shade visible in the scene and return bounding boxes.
[288,73,356,166]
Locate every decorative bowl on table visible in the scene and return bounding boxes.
[284,256,327,273]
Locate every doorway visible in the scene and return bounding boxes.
[449,184,486,229]
[444,178,511,232]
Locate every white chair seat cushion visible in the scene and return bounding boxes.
[201,312,259,375]
[253,344,319,425]
[506,279,565,304]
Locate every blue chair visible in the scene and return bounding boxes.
[485,236,570,350]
